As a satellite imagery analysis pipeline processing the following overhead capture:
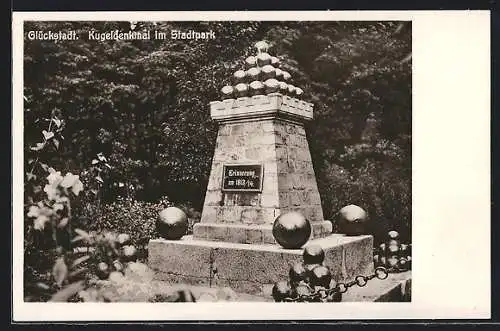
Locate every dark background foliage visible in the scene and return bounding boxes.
[24,21,411,244]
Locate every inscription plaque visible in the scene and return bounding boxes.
[222,164,264,192]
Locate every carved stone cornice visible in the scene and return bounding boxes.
[210,93,314,124]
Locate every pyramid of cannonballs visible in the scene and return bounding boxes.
[220,41,304,100]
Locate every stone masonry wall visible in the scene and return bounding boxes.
[200,118,324,225]
[201,119,280,225]
[275,121,324,222]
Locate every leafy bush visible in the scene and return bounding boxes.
[318,140,411,244]
[85,197,169,250]
[85,197,202,251]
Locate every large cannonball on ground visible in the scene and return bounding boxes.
[272,212,312,249]
[337,204,368,236]
[157,207,188,240]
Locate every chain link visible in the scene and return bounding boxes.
[281,266,400,302]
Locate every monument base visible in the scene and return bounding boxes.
[193,221,333,244]
[148,234,374,296]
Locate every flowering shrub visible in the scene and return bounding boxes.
[27,169,83,232]
[24,168,87,301]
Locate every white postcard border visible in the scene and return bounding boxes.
[12,10,491,321]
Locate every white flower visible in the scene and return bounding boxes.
[61,172,78,188]
[34,215,50,230]
[72,178,84,196]
[27,204,54,230]
[27,205,40,218]
[47,171,63,186]
[44,184,61,201]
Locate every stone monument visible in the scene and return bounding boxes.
[149,41,373,296]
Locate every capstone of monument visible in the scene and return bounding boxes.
[148,41,374,296]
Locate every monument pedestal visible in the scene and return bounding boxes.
[193,221,333,245]
[148,234,373,296]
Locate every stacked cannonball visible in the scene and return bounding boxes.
[271,245,342,302]
[373,230,412,272]
[220,41,304,100]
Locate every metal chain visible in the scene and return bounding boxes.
[281,266,403,302]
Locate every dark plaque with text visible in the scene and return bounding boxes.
[222,164,264,192]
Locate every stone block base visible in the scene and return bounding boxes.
[148,234,373,296]
[193,221,332,244]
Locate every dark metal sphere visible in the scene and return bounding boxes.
[275,68,283,80]
[264,78,279,94]
[337,204,368,236]
[272,212,312,249]
[278,81,288,94]
[289,262,308,285]
[303,245,325,265]
[291,284,312,297]
[246,67,261,81]
[388,230,399,240]
[398,257,408,270]
[122,244,138,262]
[261,65,276,79]
[234,83,249,98]
[388,239,400,247]
[157,207,188,240]
[248,80,264,96]
[304,263,321,273]
[387,244,400,256]
[272,280,291,302]
[221,85,234,100]
[256,52,272,66]
[233,70,246,84]
[96,262,110,280]
[245,56,257,68]
[387,256,399,268]
[271,56,280,67]
[309,265,332,288]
